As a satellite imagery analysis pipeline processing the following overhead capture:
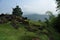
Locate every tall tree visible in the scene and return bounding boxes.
[45,11,55,27]
[12,6,23,16]
[46,11,55,20]
[53,0,60,33]
[52,14,60,33]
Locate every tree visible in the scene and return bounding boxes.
[12,6,23,16]
[52,14,60,33]
[53,0,60,33]
[56,0,60,11]
[46,11,55,20]
[45,11,55,27]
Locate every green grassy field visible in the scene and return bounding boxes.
[0,21,60,40]
[0,22,49,40]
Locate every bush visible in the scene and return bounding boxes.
[18,35,39,40]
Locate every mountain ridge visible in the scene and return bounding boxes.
[23,14,49,21]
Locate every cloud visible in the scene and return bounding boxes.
[0,0,57,14]
[22,0,57,14]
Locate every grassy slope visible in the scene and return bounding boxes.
[0,21,60,40]
[0,22,48,40]
[29,20,60,40]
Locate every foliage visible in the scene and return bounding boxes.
[45,11,55,27]
[56,0,60,11]
[52,14,60,33]
[12,6,23,16]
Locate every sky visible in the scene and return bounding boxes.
[0,0,57,15]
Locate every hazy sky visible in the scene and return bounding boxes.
[0,0,57,14]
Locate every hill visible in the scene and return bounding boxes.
[0,12,60,40]
[23,14,49,21]
[0,20,60,40]
[0,22,49,40]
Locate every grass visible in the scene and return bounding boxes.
[0,21,59,40]
[0,22,49,40]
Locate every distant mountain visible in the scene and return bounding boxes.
[23,14,49,21]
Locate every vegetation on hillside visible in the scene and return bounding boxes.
[0,0,60,40]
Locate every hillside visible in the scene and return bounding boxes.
[0,6,60,40]
[0,21,60,40]
[0,22,49,40]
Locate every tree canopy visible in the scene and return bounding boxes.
[12,6,23,16]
